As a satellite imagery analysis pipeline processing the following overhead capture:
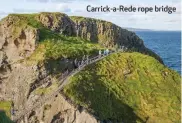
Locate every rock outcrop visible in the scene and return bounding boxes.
[27,94,98,123]
[71,16,143,47]
[37,12,75,36]
[0,15,39,62]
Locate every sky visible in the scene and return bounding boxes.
[0,0,181,31]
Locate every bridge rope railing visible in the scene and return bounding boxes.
[13,51,116,122]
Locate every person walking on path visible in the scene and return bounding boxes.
[106,49,109,55]
[104,49,106,55]
[99,50,102,57]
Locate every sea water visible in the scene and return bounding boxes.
[135,31,181,74]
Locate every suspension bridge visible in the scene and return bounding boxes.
[12,50,117,122]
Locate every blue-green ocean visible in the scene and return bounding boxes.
[136,31,181,74]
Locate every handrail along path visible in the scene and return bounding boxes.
[13,51,116,122]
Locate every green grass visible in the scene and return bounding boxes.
[43,37,103,59]
[25,36,104,64]
[64,52,181,123]
[2,13,105,64]
[0,101,13,123]
[70,16,113,25]
[1,13,162,64]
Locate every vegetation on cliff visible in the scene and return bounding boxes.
[64,52,181,123]
[0,12,163,63]
[0,101,12,123]
[0,101,11,117]
[0,12,179,123]
[0,13,104,64]
[26,36,104,64]
[70,15,164,64]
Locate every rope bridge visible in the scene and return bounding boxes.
[13,51,116,122]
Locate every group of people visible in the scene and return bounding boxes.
[73,49,110,68]
[99,49,110,56]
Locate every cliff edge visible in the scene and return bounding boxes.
[0,12,179,123]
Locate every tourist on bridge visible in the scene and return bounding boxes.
[104,49,106,55]
[73,59,78,69]
[99,50,102,57]
[106,49,109,55]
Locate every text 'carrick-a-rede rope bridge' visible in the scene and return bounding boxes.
[12,50,118,122]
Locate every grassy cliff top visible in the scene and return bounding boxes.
[25,36,104,64]
[70,16,114,25]
[0,12,163,63]
[0,13,106,63]
[64,52,181,123]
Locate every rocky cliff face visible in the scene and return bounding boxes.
[71,16,143,47]
[0,12,163,63]
[69,16,163,63]
[0,15,39,62]
[23,94,98,123]
[0,12,172,123]
[37,12,163,63]
[0,57,99,123]
[37,12,75,36]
